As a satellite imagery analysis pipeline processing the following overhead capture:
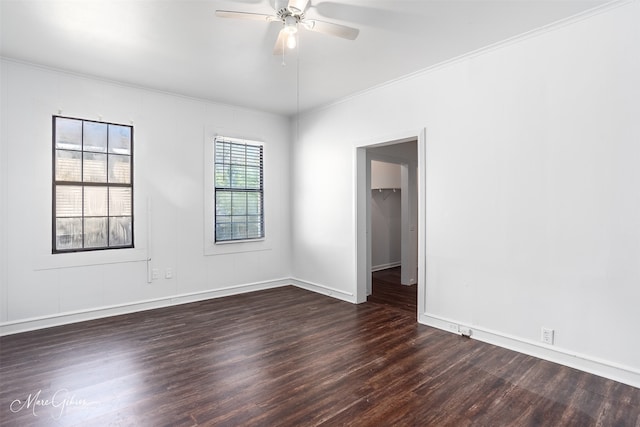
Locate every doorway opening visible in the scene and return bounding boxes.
[355,130,426,320]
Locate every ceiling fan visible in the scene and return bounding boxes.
[215,0,360,55]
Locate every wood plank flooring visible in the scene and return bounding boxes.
[368,267,417,316]
[1,285,639,426]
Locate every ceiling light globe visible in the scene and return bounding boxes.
[287,33,297,49]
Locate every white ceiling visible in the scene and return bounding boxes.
[1,0,611,116]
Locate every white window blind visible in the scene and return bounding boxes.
[214,137,264,242]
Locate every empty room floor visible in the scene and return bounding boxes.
[1,286,639,426]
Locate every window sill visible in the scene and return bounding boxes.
[34,248,148,270]
[204,238,270,256]
[214,237,265,245]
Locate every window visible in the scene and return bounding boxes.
[52,116,133,253]
[214,137,264,242]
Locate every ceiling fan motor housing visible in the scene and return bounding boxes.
[284,15,299,33]
[275,0,305,20]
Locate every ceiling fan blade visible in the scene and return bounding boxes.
[273,28,287,56]
[215,10,276,22]
[287,0,310,15]
[302,19,359,40]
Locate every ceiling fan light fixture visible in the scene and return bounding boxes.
[284,15,298,34]
[216,0,360,56]
[283,15,298,49]
[287,32,297,49]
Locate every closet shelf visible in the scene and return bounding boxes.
[372,188,400,200]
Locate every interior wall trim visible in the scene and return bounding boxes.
[3,278,639,390]
[371,262,401,272]
[289,278,356,303]
[0,64,7,326]
[306,0,632,117]
[420,312,640,389]
[0,277,357,336]
[0,278,291,336]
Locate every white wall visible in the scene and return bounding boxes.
[371,160,402,270]
[291,2,640,386]
[371,160,401,190]
[371,189,401,270]
[0,60,291,333]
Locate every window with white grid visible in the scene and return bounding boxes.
[214,137,264,242]
[52,116,133,253]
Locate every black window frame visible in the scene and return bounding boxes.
[214,137,264,243]
[52,115,134,253]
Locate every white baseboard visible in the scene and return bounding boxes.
[419,312,640,389]
[371,262,401,272]
[0,277,356,336]
[290,278,356,303]
[0,277,355,336]
[4,279,639,390]
[0,278,291,336]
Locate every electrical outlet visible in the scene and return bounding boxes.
[542,328,554,345]
[165,268,173,279]
[448,323,459,334]
[152,268,160,280]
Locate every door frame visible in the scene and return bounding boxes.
[368,155,414,288]
[355,128,427,317]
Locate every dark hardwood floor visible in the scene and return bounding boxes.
[367,267,417,316]
[1,285,639,426]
